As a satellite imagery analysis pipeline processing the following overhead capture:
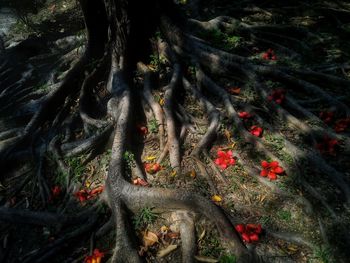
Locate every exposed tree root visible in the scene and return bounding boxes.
[2,0,350,262]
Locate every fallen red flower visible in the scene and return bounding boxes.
[227,86,241,95]
[316,136,339,155]
[144,163,161,174]
[137,125,148,136]
[51,186,62,198]
[260,160,284,180]
[250,125,263,137]
[235,223,262,243]
[214,150,236,170]
[238,111,252,119]
[262,48,277,61]
[133,177,149,186]
[74,189,90,202]
[319,111,334,124]
[334,118,350,133]
[74,186,104,203]
[268,89,286,104]
[90,186,104,196]
[84,248,105,263]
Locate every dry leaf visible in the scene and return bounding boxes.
[167,232,180,239]
[145,156,157,161]
[197,229,206,242]
[287,244,299,253]
[160,225,168,233]
[143,231,158,247]
[194,255,219,262]
[190,170,196,178]
[157,244,178,258]
[211,195,222,202]
[224,129,231,141]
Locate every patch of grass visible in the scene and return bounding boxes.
[149,54,167,71]
[200,29,241,51]
[277,210,292,221]
[133,207,159,230]
[312,246,333,263]
[265,133,284,152]
[148,118,159,134]
[34,83,50,92]
[220,254,237,263]
[65,156,85,178]
[123,151,135,169]
[260,215,271,226]
[201,235,225,258]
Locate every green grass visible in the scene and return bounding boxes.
[133,207,159,230]
[220,254,237,263]
[201,235,225,258]
[123,151,135,169]
[312,246,333,263]
[65,156,85,178]
[148,118,159,134]
[277,210,292,221]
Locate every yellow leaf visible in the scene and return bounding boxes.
[160,225,168,233]
[194,255,219,262]
[157,244,178,258]
[171,170,177,177]
[224,129,231,141]
[159,98,165,106]
[143,231,158,248]
[211,195,222,202]
[145,156,157,161]
[85,180,92,188]
[198,229,206,242]
[190,170,196,178]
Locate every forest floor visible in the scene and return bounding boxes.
[1,0,350,263]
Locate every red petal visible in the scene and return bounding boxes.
[268,171,277,180]
[273,166,284,174]
[238,112,252,119]
[269,161,279,168]
[235,224,245,233]
[261,161,269,168]
[241,233,251,243]
[249,233,259,242]
[217,150,226,158]
[220,163,228,170]
[260,169,268,177]
[229,158,236,165]
[275,99,282,104]
[255,224,262,234]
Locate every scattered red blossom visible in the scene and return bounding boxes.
[268,89,286,104]
[319,111,334,124]
[238,111,253,119]
[51,186,62,198]
[250,125,263,137]
[137,125,148,136]
[227,86,241,95]
[260,160,284,180]
[74,186,104,203]
[334,118,350,133]
[316,136,339,155]
[144,163,161,174]
[262,48,277,61]
[214,150,236,170]
[133,177,149,186]
[235,224,262,243]
[84,248,105,263]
